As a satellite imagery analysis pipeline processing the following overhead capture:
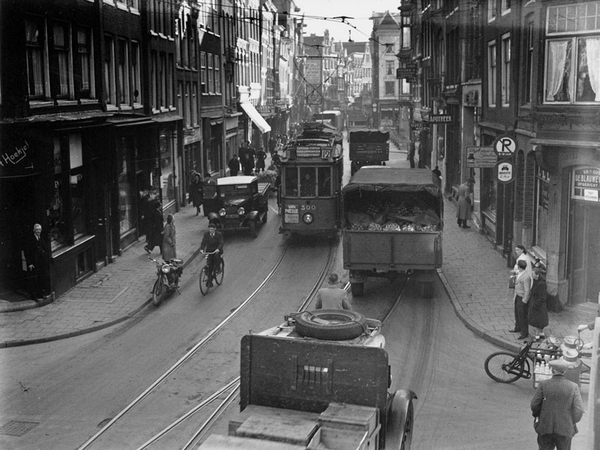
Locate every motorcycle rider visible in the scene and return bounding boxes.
[200,222,224,287]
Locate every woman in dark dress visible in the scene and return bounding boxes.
[188,172,204,216]
[528,267,549,339]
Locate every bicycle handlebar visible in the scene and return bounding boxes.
[200,249,220,256]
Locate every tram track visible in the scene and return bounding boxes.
[76,238,337,450]
[172,275,412,450]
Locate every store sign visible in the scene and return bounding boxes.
[573,167,600,202]
[296,146,322,158]
[0,140,30,168]
[284,204,299,223]
[429,114,453,123]
[496,161,514,183]
[466,146,496,168]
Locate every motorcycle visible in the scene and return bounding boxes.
[149,257,184,306]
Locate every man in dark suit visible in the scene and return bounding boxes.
[531,358,584,450]
[24,223,51,300]
[200,222,224,287]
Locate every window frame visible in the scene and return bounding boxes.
[501,33,511,107]
[487,40,497,107]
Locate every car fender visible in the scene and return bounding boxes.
[385,389,417,450]
[246,210,260,222]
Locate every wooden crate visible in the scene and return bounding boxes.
[318,403,378,435]
[198,434,306,450]
[307,426,371,450]
[234,407,319,446]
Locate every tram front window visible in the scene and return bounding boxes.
[285,167,299,196]
[300,167,317,197]
[318,167,332,196]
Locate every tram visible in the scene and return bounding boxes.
[278,122,344,239]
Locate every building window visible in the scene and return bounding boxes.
[25,18,48,99]
[544,3,600,103]
[117,39,129,105]
[488,0,497,22]
[52,22,71,98]
[160,130,175,206]
[69,135,86,238]
[501,34,511,106]
[386,60,395,76]
[185,81,191,127]
[501,0,511,14]
[50,139,66,250]
[488,41,497,107]
[131,41,141,104]
[200,51,207,93]
[192,82,198,125]
[534,167,550,250]
[523,17,534,104]
[117,137,134,235]
[104,36,116,105]
[75,28,93,98]
[151,51,158,108]
[208,52,214,92]
[385,81,395,96]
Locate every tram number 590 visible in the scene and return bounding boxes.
[301,204,316,211]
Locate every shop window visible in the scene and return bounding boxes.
[160,130,175,206]
[69,135,87,238]
[117,137,134,235]
[544,4,600,103]
[50,139,66,250]
[534,167,550,250]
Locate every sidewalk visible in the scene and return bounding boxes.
[0,169,597,351]
[0,206,209,347]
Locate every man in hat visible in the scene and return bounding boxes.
[315,273,352,310]
[531,358,584,450]
[200,222,224,288]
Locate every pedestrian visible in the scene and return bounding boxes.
[242,141,256,175]
[200,222,224,288]
[144,200,164,255]
[23,223,51,300]
[531,358,584,450]
[513,244,534,280]
[528,267,549,340]
[315,273,352,310]
[162,214,177,261]
[188,172,204,216]
[255,148,266,173]
[432,166,442,180]
[509,259,532,339]
[228,155,240,176]
[268,136,276,157]
[456,177,475,228]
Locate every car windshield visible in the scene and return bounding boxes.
[220,184,251,197]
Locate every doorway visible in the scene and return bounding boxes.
[569,200,600,304]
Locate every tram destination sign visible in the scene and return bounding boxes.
[296,146,322,157]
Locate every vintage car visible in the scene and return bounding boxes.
[203,175,270,238]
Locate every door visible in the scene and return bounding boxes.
[93,159,111,265]
[569,201,600,304]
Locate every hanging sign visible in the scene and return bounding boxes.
[466,146,496,168]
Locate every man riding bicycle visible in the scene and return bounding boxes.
[200,222,224,287]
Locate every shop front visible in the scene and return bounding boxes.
[534,141,600,305]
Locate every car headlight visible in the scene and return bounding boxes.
[303,213,314,224]
[219,208,226,216]
[238,207,245,215]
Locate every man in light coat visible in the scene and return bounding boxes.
[530,358,584,450]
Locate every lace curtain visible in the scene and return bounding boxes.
[586,38,600,101]
[546,41,569,101]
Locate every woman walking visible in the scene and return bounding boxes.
[188,172,204,216]
[162,214,177,261]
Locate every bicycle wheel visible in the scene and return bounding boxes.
[214,259,224,285]
[199,267,210,295]
[484,351,527,383]
[152,279,165,306]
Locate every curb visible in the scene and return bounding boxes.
[0,245,203,348]
[437,267,520,354]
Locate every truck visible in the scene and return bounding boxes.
[349,129,390,175]
[203,175,270,238]
[198,309,417,450]
[342,167,443,297]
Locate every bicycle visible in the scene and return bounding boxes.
[484,336,561,383]
[199,250,224,295]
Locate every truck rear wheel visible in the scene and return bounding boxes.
[350,282,364,297]
[294,309,367,341]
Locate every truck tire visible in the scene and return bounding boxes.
[294,309,367,340]
[350,282,364,297]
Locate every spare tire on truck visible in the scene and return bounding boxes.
[294,309,368,340]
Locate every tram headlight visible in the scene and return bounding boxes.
[219,208,227,217]
[303,213,314,224]
[237,207,245,215]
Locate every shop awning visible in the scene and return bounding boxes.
[240,101,271,133]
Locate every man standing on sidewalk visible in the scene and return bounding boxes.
[510,259,532,339]
[531,358,584,450]
[24,223,51,300]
